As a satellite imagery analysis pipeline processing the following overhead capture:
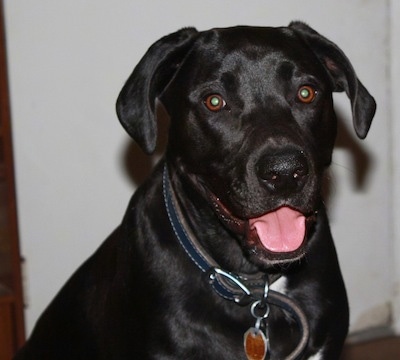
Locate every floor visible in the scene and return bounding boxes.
[341,336,400,360]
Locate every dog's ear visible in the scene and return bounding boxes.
[116,28,198,154]
[289,21,376,139]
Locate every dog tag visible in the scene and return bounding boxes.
[244,327,268,360]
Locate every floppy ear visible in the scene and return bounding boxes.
[289,21,376,139]
[116,28,198,154]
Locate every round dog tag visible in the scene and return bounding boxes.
[244,327,268,360]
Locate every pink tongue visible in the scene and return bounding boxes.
[249,206,306,253]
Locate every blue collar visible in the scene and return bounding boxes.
[162,165,267,304]
[162,164,310,358]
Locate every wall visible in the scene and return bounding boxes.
[391,0,400,334]
[4,0,397,336]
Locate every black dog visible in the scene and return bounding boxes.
[15,22,376,360]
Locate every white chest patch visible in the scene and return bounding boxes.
[269,275,288,294]
[307,349,324,360]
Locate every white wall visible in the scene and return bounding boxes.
[390,0,400,334]
[4,0,397,336]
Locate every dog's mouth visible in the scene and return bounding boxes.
[182,170,317,265]
[207,189,316,264]
[248,207,306,253]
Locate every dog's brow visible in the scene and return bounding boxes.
[277,61,295,81]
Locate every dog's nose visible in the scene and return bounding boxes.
[256,150,309,194]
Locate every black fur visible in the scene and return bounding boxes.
[15,22,376,359]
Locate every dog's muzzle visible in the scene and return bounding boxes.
[208,190,316,263]
[183,147,318,264]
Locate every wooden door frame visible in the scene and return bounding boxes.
[0,0,26,349]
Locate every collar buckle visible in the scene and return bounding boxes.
[206,267,256,305]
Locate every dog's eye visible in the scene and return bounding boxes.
[297,85,317,103]
[204,94,226,112]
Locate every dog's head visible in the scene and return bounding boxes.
[116,22,376,267]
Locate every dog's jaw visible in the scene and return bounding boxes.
[196,177,317,267]
[245,212,317,267]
